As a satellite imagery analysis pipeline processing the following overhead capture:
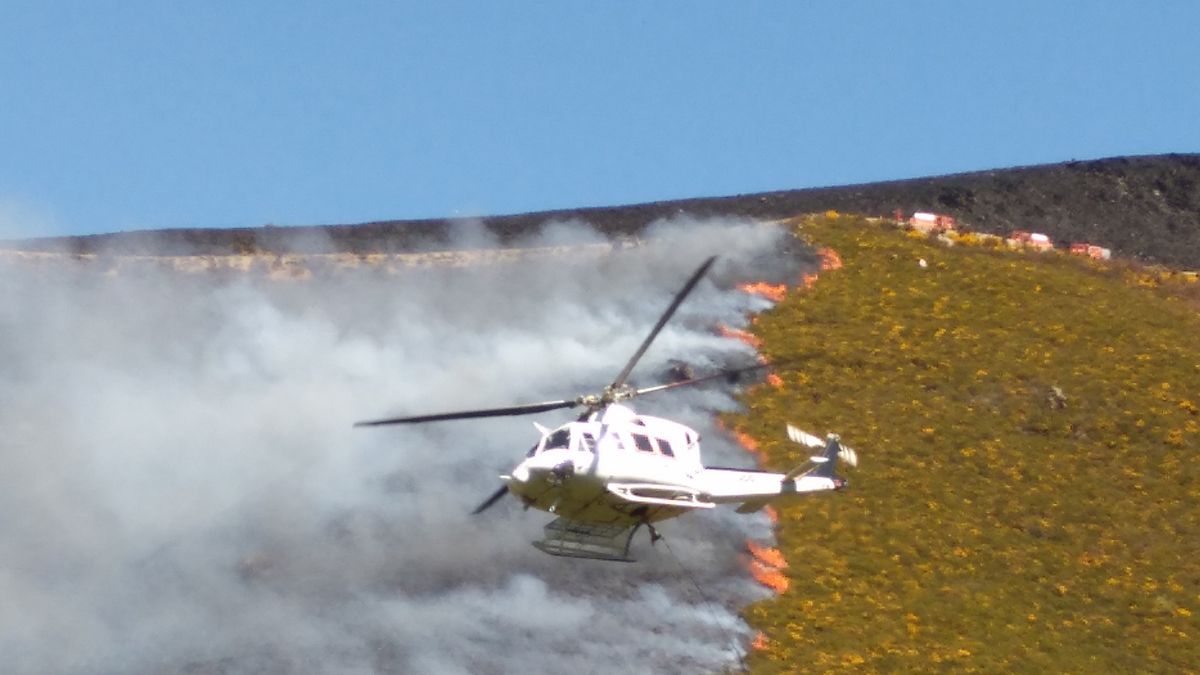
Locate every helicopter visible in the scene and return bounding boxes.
[356,256,858,561]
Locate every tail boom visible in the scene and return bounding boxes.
[696,466,844,506]
[705,427,857,511]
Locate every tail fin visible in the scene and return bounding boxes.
[807,434,843,479]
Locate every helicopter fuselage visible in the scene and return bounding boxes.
[502,403,844,527]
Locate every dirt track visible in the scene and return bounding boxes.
[0,240,623,279]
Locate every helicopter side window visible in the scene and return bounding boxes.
[631,433,654,453]
[545,429,571,450]
[658,438,675,457]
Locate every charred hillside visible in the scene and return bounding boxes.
[11,154,1200,268]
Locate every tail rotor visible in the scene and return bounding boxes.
[782,420,859,468]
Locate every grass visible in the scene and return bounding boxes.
[735,214,1200,673]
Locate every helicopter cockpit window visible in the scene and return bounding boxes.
[631,433,655,453]
[526,443,539,458]
[580,432,597,453]
[545,428,571,451]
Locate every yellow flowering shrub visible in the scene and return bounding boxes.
[739,213,1200,674]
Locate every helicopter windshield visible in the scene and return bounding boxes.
[528,426,595,456]
[544,428,571,451]
[579,431,597,453]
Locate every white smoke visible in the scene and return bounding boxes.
[0,217,798,674]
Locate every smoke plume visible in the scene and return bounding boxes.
[1,217,800,674]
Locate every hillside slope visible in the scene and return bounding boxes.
[9,154,1200,268]
[738,214,1200,673]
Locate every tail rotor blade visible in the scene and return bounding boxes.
[471,485,510,515]
[786,424,826,449]
[786,424,860,467]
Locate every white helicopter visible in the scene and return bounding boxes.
[357,257,858,561]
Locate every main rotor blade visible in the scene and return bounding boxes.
[609,256,717,391]
[631,362,771,397]
[354,399,578,427]
[471,484,510,515]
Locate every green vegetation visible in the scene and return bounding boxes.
[737,214,1200,673]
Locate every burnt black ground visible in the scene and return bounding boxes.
[8,154,1200,268]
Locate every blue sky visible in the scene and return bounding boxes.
[2,1,1198,238]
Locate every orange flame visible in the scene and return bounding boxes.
[717,324,762,350]
[799,272,820,289]
[750,632,770,651]
[731,428,769,464]
[749,559,790,594]
[764,505,779,524]
[818,247,843,270]
[732,429,760,454]
[738,281,788,303]
[746,540,789,569]
[766,372,784,389]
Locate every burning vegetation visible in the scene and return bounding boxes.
[738,281,788,303]
[747,559,790,595]
[817,246,843,271]
[717,323,763,350]
[722,240,856,614]
[747,540,789,570]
